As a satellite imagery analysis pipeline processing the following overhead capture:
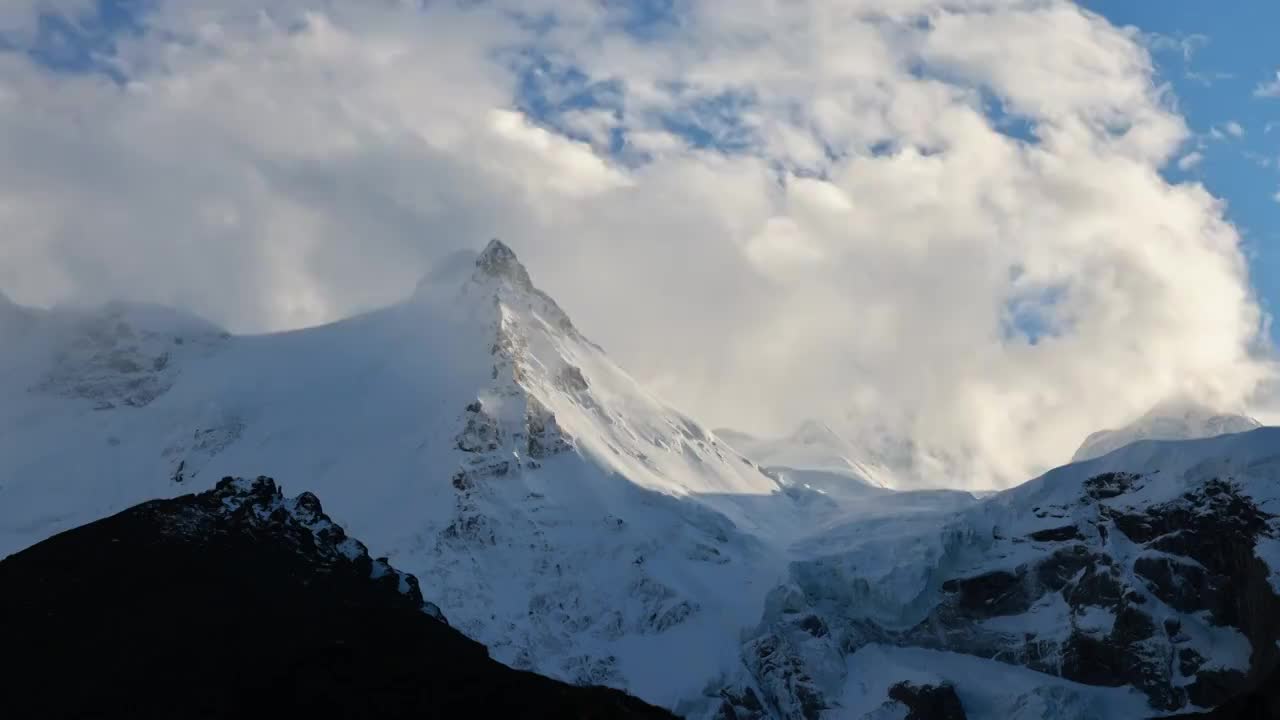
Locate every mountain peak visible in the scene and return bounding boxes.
[788,419,842,446]
[475,238,533,291]
[1072,398,1262,463]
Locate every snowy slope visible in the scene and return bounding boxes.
[0,239,802,712]
[1071,399,1261,463]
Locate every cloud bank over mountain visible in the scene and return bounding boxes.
[0,0,1271,487]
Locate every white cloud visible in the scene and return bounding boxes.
[1209,121,1245,141]
[1141,31,1208,62]
[1185,70,1233,87]
[1244,151,1274,169]
[1177,151,1204,170]
[1255,70,1280,98]
[0,0,1271,488]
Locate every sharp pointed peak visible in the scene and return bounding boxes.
[789,419,842,445]
[474,237,533,291]
[411,238,580,336]
[479,237,514,259]
[473,235,527,283]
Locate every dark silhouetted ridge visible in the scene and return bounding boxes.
[0,476,675,720]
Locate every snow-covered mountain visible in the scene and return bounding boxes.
[4,241,1280,718]
[1072,399,1261,463]
[0,239,802,713]
[725,428,1280,718]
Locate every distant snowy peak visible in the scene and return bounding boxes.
[0,296,229,410]
[717,420,896,491]
[1072,399,1262,463]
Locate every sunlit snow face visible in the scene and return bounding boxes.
[0,0,1271,487]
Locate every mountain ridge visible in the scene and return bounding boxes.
[0,474,674,719]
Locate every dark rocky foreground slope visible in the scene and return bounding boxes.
[0,476,674,719]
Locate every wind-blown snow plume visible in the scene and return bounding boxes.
[0,0,1271,487]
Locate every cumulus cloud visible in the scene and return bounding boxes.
[1140,31,1208,62]
[1255,70,1280,98]
[0,0,1272,488]
[1177,151,1204,170]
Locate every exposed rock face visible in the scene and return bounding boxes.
[477,237,536,289]
[1179,664,1280,718]
[0,476,674,719]
[885,682,967,720]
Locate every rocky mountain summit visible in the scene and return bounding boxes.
[0,475,673,719]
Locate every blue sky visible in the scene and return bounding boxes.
[1086,1,1280,337]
